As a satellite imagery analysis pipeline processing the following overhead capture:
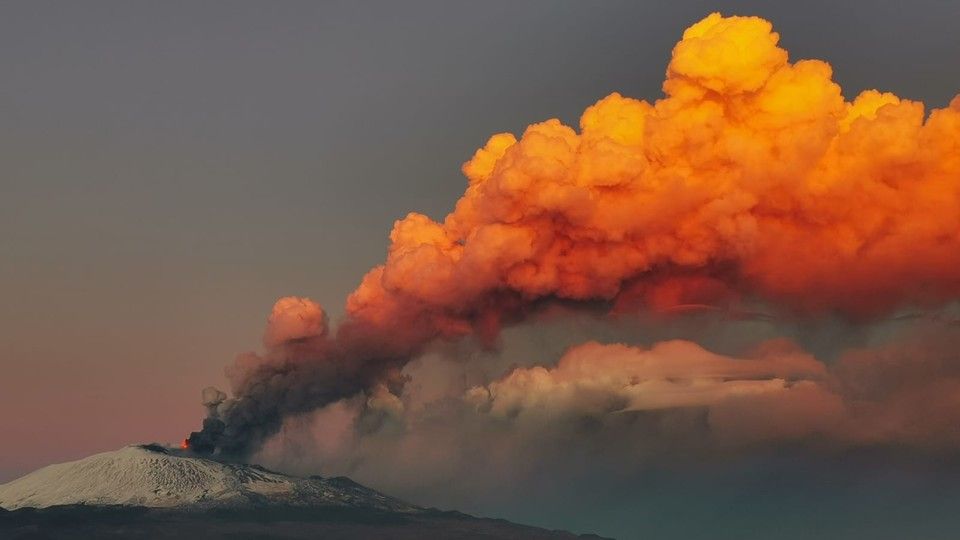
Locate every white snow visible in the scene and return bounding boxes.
[0,445,416,512]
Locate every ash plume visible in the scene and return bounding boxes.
[187,13,960,459]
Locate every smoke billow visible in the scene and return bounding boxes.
[187,13,960,459]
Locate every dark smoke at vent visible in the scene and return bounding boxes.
[185,296,435,457]
[186,342,404,457]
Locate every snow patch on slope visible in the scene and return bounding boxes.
[0,445,416,512]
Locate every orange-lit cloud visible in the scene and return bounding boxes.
[263,296,328,348]
[347,12,960,350]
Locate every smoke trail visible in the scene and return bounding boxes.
[187,13,960,457]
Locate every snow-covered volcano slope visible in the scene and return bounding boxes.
[0,445,417,512]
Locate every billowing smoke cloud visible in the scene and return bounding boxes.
[188,13,960,458]
[262,296,328,348]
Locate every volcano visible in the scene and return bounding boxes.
[0,445,603,539]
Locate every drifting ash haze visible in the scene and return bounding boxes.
[187,10,960,479]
